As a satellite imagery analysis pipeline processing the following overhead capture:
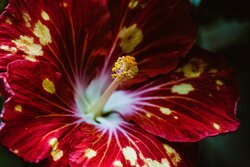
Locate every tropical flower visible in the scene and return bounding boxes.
[0,0,239,166]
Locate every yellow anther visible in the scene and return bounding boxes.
[112,55,139,82]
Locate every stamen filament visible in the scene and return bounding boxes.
[89,78,119,119]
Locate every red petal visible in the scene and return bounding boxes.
[0,115,78,164]
[0,0,112,83]
[0,73,13,98]
[3,60,75,120]
[69,114,193,167]
[0,60,79,165]
[107,0,196,84]
[1,0,196,86]
[122,46,239,142]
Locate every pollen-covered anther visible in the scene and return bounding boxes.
[112,55,139,82]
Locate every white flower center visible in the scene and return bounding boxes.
[75,75,134,125]
[74,56,138,124]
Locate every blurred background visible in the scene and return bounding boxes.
[192,0,250,167]
[0,0,250,166]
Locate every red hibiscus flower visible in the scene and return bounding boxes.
[0,0,239,166]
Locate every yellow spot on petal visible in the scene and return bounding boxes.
[13,149,19,154]
[209,68,218,74]
[33,21,52,45]
[129,0,139,9]
[213,123,221,130]
[51,149,63,161]
[12,35,43,61]
[216,80,223,86]
[160,107,172,115]
[84,148,97,159]
[5,18,12,25]
[112,55,139,82]
[15,105,22,112]
[49,138,59,148]
[146,112,152,118]
[23,12,31,27]
[216,80,223,90]
[119,24,143,54]
[49,138,63,161]
[113,160,123,167]
[163,144,181,166]
[63,2,68,7]
[144,158,170,167]
[25,56,37,62]
[122,146,137,166]
[182,58,207,78]
[139,152,170,167]
[171,83,194,95]
[60,2,68,8]
[41,11,50,21]
[0,45,17,53]
[42,78,56,94]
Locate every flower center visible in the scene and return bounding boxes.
[88,55,138,120]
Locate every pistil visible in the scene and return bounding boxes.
[89,55,138,120]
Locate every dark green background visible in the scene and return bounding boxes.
[1,0,250,166]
